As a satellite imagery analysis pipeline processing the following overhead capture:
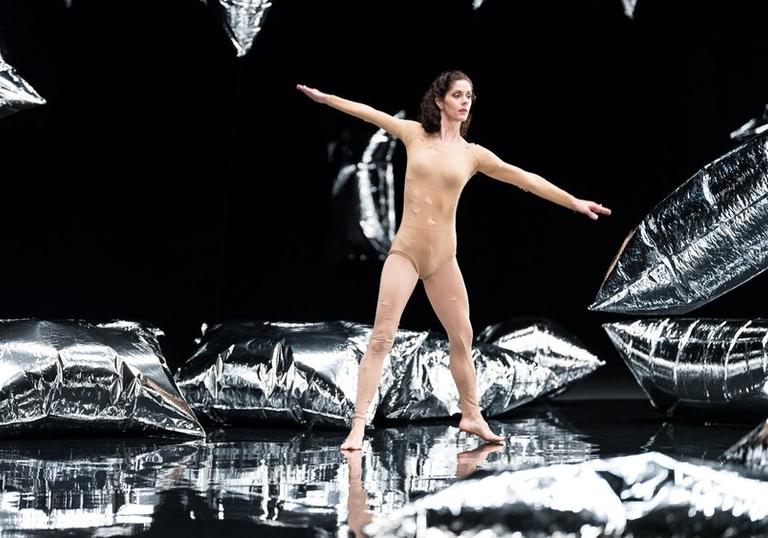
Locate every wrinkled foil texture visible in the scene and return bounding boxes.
[201,0,273,57]
[0,319,204,437]
[591,133,768,314]
[327,112,401,263]
[365,452,768,538]
[477,317,603,400]
[175,320,602,428]
[604,318,768,423]
[0,49,46,120]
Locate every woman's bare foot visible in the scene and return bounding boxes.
[458,415,505,444]
[456,442,506,478]
[340,418,366,451]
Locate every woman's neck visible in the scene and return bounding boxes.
[436,121,463,143]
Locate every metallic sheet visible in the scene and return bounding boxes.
[604,318,768,423]
[722,419,768,469]
[0,408,595,534]
[327,112,401,262]
[0,49,46,120]
[0,319,204,437]
[477,317,604,400]
[731,104,768,143]
[176,320,602,427]
[365,452,768,538]
[201,0,273,57]
[591,133,768,314]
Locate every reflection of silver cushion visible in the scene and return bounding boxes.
[604,318,768,423]
[366,452,768,538]
[175,319,603,427]
[0,319,204,437]
[591,133,768,314]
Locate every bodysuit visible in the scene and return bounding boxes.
[388,129,478,279]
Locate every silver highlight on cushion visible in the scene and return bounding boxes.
[176,320,603,427]
[0,319,205,437]
[603,318,768,422]
[365,452,768,538]
[731,104,768,143]
[591,133,768,314]
[0,49,46,120]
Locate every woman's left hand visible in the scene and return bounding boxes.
[572,198,612,220]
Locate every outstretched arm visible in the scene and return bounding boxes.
[296,83,416,142]
[473,144,612,220]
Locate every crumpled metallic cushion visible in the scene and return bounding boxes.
[365,452,768,538]
[476,317,604,400]
[731,104,768,142]
[722,419,768,469]
[176,319,603,427]
[591,133,768,314]
[0,319,204,438]
[0,49,46,120]
[604,318,768,423]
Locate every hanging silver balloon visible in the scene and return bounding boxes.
[591,133,768,315]
[0,319,205,438]
[326,112,401,263]
[622,0,638,18]
[731,104,768,143]
[201,0,274,57]
[365,452,768,538]
[604,318,768,423]
[0,49,46,120]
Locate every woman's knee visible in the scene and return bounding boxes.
[448,324,473,353]
[368,325,397,355]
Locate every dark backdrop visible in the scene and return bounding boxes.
[1,0,766,394]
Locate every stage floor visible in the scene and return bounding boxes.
[0,399,758,537]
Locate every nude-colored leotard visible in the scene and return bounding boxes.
[325,94,499,279]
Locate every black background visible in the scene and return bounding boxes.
[1,0,766,394]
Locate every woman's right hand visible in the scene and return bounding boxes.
[296,83,329,104]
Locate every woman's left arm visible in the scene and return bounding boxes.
[472,144,612,220]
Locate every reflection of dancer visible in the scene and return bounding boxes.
[456,442,506,479]
[342,450,373,538]
[297,71,611,451]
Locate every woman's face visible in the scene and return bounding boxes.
[437,79,473,123]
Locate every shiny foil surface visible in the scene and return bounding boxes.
[477,318,604,399]
[0,408,596,535]
[0,50,46,120]
[604,318,768,423]
[0,319,204,438]
[723,419,768,469]
[202,0,273,57]
[366,452,768,538]
[622,0,638,18]
[328,112,401,262]
[731,104,768,142]
[591,133,768,314]
[176,320,602,427]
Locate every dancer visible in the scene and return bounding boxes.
[297,71,611,451]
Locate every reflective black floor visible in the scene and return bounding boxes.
[0,399,758,537]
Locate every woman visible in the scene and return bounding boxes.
[297,71,611,451]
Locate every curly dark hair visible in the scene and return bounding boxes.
[418,70,474,137]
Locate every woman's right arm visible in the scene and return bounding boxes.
[296,84,417,142]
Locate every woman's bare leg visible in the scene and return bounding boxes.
[340,254,419,450]
[423,257,504,443]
